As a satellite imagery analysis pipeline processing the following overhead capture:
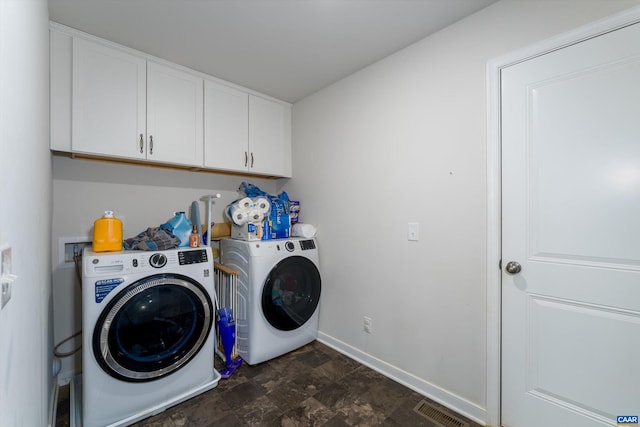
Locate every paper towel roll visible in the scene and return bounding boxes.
[230,206,249,225]
[238,197,253,210]
[247,210,264,223]
[254,197,271,214]
[292,223,317,238]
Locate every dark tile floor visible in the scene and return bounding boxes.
[56,341,482,426]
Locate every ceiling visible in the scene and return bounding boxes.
[49,0,498,103]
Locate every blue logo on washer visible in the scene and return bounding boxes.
[95,278,124,303]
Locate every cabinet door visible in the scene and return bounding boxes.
[248,95,292,177]
[72,38,146,160]
[147,62,204,167]
[203,80,248,172]
[50,29,72,152]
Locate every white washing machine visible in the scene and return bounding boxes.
[81,247,220,427]
[220,237,321,365]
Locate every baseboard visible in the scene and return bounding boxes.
[317,332,487,426]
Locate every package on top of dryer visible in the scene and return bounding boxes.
[231,217,291,241]
[80,247,220,427]
[228,182,292,241]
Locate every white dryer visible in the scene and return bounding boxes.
[220,238,321,365]
[81,247,220,427]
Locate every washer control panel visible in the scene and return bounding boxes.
[178,249,209,265]
[149,253,167,269]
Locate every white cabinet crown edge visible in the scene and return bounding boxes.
[49,21,291,107]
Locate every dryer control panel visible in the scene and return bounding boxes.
[299,239,316,250]
[285,239,316,252]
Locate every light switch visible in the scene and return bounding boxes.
[408,222,420,241]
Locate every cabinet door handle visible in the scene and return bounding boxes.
[251,152,254,168]
[244,151,248,167]
[139,134,144,154]
[149,135,154,155]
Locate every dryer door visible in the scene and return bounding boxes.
[261,256,321,331]
[93,273,213,382]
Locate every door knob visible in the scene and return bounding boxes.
[505,261,522,275]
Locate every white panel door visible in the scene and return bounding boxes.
[72,37,146,159]
[203,80,248,172]
[501,22,640,427]
[248,95,292,177]
[146,62,203,167]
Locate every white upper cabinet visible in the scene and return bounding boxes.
[71,37,203,167]
[203,80,249,172]
[72,37,147,160]
[204,83,292,177]
[50,29,72,152]
[51,23,291,177]
[249,94,291,177]
[147,62,203,167]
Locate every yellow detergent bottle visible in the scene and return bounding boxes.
[93,210,123,252]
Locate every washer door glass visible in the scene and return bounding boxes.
[261,256,321,331]
[93,273,212,382]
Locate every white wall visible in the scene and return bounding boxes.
[51,155,279,380]
[287,0,640,424]
[0,0,51,425]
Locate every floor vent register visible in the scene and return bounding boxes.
[413,400,470,427]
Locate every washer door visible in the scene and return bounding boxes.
[261,256,321,331]
[93,273,212,382]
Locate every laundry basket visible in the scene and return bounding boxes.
[214,262,239,360]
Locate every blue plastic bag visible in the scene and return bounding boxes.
[160,212,192,247]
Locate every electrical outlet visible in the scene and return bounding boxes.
[363,316,372,334]
[408,222,420,241]
[1,245,17,309]
[1,281,11,309]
